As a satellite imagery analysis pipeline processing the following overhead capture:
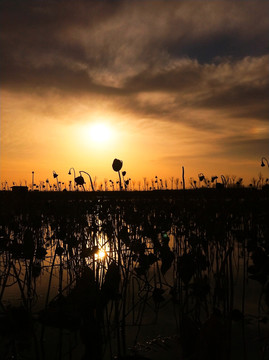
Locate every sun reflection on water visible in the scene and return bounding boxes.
[95,248,107,260]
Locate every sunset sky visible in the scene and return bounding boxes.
[1,0,269,188]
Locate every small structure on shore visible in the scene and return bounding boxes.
[11,186,28,193]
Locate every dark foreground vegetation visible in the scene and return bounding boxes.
[0,188,269,359]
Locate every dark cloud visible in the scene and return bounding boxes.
[0,53,123,96]
[218,137,269,158]
[123,61,202,93]
[119,55,269,127]
[196,82,269,121]
[159,137,268,164]
[1,0,268,127]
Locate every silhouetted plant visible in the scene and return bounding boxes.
[79,170,95,191]
[53,170,60,190]
[170,176,174,190]
[112,158,122,171]
[104,178,108,191]
[189,177,197,189]
[45,178,50,191]
[109,179,115,190]
[32,171,34,190]
[236,177,243,187]
[261,157,269,167]
[68,167,78,190]
[154,175,159,190]
[198,173,205,182]
[112,158,123,190]
[122,170,130,190]
[211,176,218,185]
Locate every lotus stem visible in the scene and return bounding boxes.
[118,171,122,190]
[32,171,34,191]
[79,171,95,191]
[68,167,77,189]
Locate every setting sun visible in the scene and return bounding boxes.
[76,121,116,151]
[89,123,112,144]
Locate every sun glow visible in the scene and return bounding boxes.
[89,123,112,143]
[77,122,115,149]
[95,249,107,260]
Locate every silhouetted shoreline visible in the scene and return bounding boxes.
[1,186,268,202]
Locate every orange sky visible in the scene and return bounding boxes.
[1,1,269,188]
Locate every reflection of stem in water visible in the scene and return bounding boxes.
[228,245,234,360]
[26,258,34,310]
[40,242,57,346]
[58,252,63,360]
[134,287,150,345]
[12,262,28,309]
[229,246,234,312]
[45,244,57,308]
[115,219,121,357]
[120,245,134,356]
[0,260,12,302]
[242,235,247,360]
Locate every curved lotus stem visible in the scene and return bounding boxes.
[68,167,77,190]
[79,170,95,191]
[221,175,227,186]
[261,157,269,167]
[68,167,76,178]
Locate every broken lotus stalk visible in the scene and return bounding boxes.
[79,170,95,191]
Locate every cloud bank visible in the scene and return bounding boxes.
[1,0,268,181]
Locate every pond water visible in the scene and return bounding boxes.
[0,189,268,359]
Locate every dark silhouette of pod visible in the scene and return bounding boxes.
[75,176,85,186]
[112,159,123,172]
